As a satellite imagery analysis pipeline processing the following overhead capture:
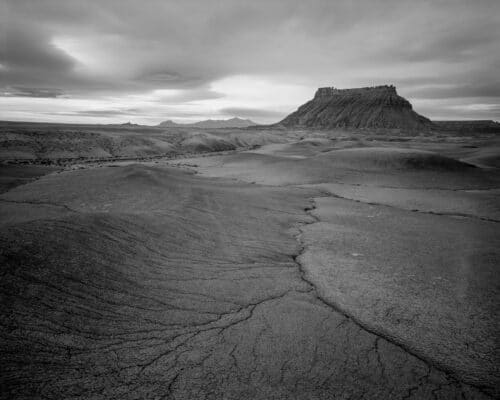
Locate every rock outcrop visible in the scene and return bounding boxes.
[433,120,500,133]
[279,85,432,129]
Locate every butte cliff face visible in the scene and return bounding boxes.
[279,85,432,129]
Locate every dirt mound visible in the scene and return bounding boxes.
[220,130,286,148]
[0,164,59,193]
[187,144,498,189]
[179,133,236,153]
[461,147,500,169]
[317,147,474,171]
[279,85,432,130]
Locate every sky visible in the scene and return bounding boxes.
[1,0,499,124]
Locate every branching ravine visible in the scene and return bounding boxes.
[4,157,496,398]
[160,160,495,397]
[292,195,494,398]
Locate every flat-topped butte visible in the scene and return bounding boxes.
[280,84,431,129]
[314,85,397,98]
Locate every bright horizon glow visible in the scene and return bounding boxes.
[0,75,316,125]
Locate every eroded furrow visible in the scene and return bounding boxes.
[0,164,494,399]
[294,195,499,397]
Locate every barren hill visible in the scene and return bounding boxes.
[279,85,432,130]
[0,121,281,164]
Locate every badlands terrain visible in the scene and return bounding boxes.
[1,87,500,399]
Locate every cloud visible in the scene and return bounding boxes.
[405,83,500,100]
[1,86,64,98]
[412,97,500,121]
[56,108,142,117]
[220,107,286,120]
[152,88,225,103]
[0,25,74,71]
[0,0,499,122]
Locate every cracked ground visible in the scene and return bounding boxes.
[1,140,499,399]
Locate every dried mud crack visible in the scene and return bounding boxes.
[318,191,500,223]
[0,164,495,399]
[292,197,495,399]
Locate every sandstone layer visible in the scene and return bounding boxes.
[279,86,432,130]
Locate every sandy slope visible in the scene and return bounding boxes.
[300,197,499,389]
[180,146,500,189]
[0,162,494,399]
[0,164,60,194]
[175,142,500,396]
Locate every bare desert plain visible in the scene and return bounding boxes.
[4,0,500,397]
[1,116,499,399]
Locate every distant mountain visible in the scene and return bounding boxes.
[157,120,179,127]
[157,117,257,129]
[279,85,432,130]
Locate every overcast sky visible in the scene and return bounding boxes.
[1,0,499,124]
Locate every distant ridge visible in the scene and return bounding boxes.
[279,85,432,130]
[158,117,257,129]
[433,120,500,133]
